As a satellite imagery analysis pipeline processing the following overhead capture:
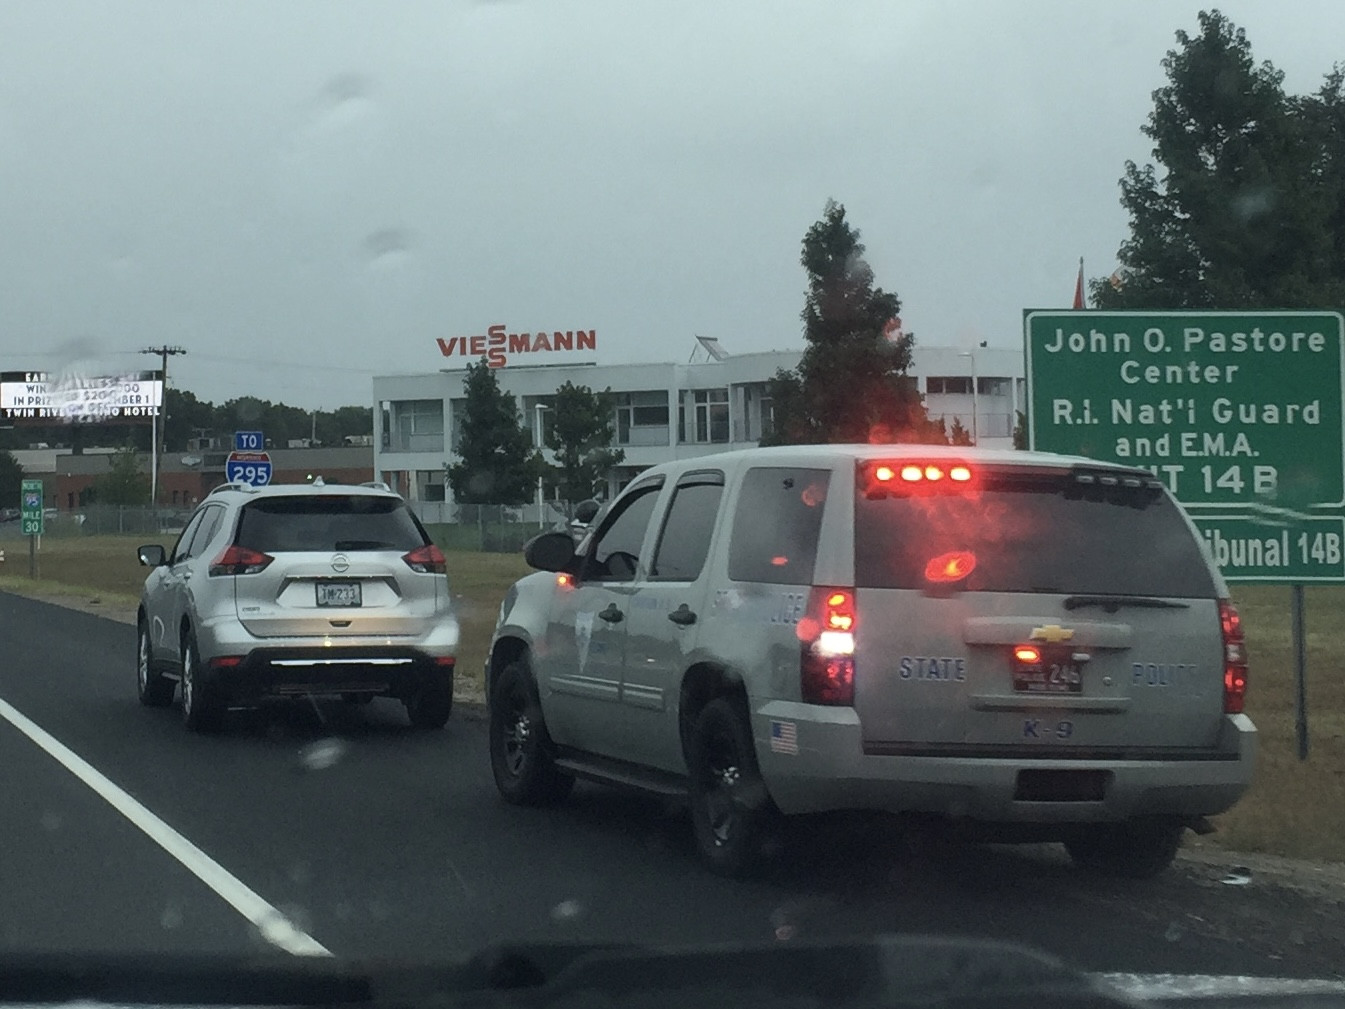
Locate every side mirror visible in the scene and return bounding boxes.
[138,544,166,568]
[524,530,576,573]
[574,499,601,524]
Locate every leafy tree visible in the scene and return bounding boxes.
[164,388,216,452]
[1012,410,1027,450]
[0,451,24,507]
[763,200,944,445]
[447,359,538,505]
[544,382,625,507]
[1091,10,1339,310]
[88,445,150,506]
[948,417,973,446]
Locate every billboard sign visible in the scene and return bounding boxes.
[0,370,163,424]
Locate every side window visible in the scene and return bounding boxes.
[728,467,831,584]
[585,483,663,583]
[169,510,207,565]
[649,478,724,581]
[185,506,226,561]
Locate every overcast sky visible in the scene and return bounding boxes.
[0,1,1341,409]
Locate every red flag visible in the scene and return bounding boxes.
[1072,258,1085,310]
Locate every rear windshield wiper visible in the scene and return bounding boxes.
[1063,595,1190,613]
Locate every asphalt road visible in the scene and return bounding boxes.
[0,591,1340,982]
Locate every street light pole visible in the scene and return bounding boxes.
[958,350,979,445]
[534,404,549,529]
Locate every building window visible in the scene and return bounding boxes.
[977,377,1010,396]
[691,389,729,443]
[927,376,972,394]
[389,400,445,453]
[613,391,670,446]
[172,490,180,504]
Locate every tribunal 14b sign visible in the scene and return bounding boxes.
[1025,311,1345,581]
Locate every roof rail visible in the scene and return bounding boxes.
[361,480,393,492]
[208,481,256,497]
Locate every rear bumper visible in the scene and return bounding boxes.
[194,617,459,701]
[753,701,1256,827]
[204,647,455,702]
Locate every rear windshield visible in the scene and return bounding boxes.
[235,495,427,553]
[854,466,1217,597]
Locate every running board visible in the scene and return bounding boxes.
[553,751,689,798]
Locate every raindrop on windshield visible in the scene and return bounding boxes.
[550,899,583,922]
[299,737,348,771]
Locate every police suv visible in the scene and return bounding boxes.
[485,445,1255,878]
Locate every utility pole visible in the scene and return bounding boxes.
[141,345,187,507]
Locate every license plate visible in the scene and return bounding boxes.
[316,582,361,607]
[1013,649,1082,693]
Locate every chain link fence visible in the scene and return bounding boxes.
[411,501,571,553]
[0,505,191,540]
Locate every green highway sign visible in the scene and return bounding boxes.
[20,478,43,536]
[1025,311,1345,511]
[1192,514,1344,582]
[1025,311,1345,583]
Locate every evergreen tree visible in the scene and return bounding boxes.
[763,200,944,444]
[544,382,625,507]
[447,359,538,505]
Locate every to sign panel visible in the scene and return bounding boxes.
[234,431,264,452]
[1026,312,1344,511]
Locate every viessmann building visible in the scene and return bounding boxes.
[373,328,1024,509]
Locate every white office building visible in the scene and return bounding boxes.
[373,343,1024,510]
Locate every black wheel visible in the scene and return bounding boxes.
[180,630,225,733]
[489,660,573,805]
[137,618,175,707]
[1065,820,1185,879]
[687,697,780,877]
[406,675,453,729]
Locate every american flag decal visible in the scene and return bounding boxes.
[769,719,798,755]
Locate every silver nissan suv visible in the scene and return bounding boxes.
[486,445,1256,879]
[137,479,459,732]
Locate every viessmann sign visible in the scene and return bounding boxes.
[437,324,597,369]
[1025,310,1345,583]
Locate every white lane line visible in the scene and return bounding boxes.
[1096,974,1345,999]
[0,697,331,957]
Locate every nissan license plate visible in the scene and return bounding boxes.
[316,582,361,607]
[1013,648,1082,694]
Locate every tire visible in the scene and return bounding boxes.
[406,674,453,729]
[1065,820,1185,879]
[137,619,175,707]
[489,660,573,805]
[180,630,225,734]
[687,697,780,878]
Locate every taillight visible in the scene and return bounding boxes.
[799,587,856,706]
[209,656,243,670]
[1220,598,1248,714]
[208,545,273,577]
[403,543,447,574]
[864,460,976,495]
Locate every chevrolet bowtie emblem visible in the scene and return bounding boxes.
[1030,624,1075,644]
